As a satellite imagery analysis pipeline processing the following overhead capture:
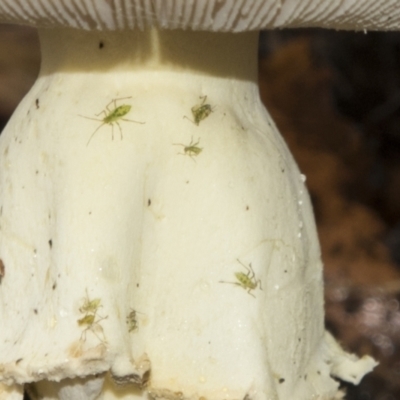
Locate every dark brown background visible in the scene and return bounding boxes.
[0,25,399,400]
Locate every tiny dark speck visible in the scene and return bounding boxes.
[16,358,22,364]
[279,378,285,384]
[49,239,53,248]
[52,282,57,290]
[99,41,104,49]
[136,283,140,288]
[246,205,249,211]
[284,270,287,273]
[34,309,38,314]
[148,199,151,206]
[281,169,285,173]
[35,99,39,109]
[0,259,5,279]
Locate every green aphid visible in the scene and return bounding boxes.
[78,292,102,323]
[173,137,203,160]
[77,314,95,327]
[77,291,107,343]
[186,96,213,125]
[220,259,263,298]
[126,309,139,332]
[79,97,145,145]
[79,297,101,315]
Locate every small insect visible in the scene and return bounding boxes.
[79,97,145,145]
[185,96,213,125]
[219,259,263,298]
[79,296,101,315]
[126,309,141,332]
[0,259,4,283]
[77,314,96,326]
[173,137,203,160]
[77,291,107,342]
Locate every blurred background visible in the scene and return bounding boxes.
[0,24,399,400]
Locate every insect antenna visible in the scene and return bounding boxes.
[78,115,103,122]
[237,258,252,273]
[110,96,133,102]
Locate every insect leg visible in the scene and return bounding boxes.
[106,97,133,112]
[219,280,241,287]
[115,121,123,140]
[95,110,108,118]
[87,122,106,146]
[80,326,89,342]
[111,99,118,112]
[183,115,196,125]
[237,259,250,272]
[92,328,106,344]
[247,288,256,298]
[248,263,256,280]
[111,123,115,141]
[188,153,197,163]
[104,99,116,113]
[92,316,107,343]
[121,118,145,124]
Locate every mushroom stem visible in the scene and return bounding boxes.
[0,383,23,400]
[0,28,376,399]
[27,375,104,400]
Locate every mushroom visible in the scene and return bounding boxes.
[0,1,393,399]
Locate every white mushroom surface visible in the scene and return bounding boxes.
[0,27,377,400]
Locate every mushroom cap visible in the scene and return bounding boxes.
[0,0,399,31]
